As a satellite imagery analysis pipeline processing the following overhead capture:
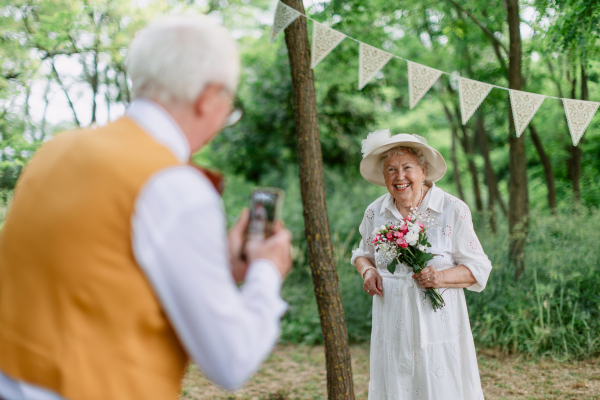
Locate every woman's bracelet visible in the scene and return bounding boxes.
[360,266,377,280]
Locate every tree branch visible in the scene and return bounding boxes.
[51,59,81,127]
[444,0,509,56]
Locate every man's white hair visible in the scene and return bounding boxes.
[127,15,240,105]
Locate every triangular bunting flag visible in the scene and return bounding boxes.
[458,77,494,125]
[408,61,443,109]
[563,99,600,146]
[509,90,546,138]
[271,1,301,43]
[311,22,346,69]
[358,43,393,90]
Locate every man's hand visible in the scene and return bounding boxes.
[245,222,293,279]
[229,209,251,283]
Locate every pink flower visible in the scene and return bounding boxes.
[386,232,393,240]
[399,239,408,248]
[394,231,403,238]
[418,222,425,230]
[390,225,395,229]
[371,238,378,244]
[400,225,409,234]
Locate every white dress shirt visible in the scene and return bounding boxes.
[0,98,288,399]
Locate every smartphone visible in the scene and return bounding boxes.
[246,187,285,241]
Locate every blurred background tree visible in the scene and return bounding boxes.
[1,0,599,360]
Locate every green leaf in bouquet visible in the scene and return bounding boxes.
[387,258,398,274]
[421,252,434,263]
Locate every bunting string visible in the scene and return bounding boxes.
[271,0,598,145]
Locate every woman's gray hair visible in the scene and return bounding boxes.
[127,15,240,106]
[379,146,427,174]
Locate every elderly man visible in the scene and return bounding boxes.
[0,16,292,400]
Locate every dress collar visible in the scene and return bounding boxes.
[380,182,445,218]
[124,98,191,163]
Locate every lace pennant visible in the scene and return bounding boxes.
[458,77,493,125]
[358,43,393,90]
[271,1,301,43]
[509,90,546,138]
[563,99,600,146]
[408,61,443,109]
[311,22,346,69]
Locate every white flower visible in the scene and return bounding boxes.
[405,231,418,246]
[372,227,380,236]
[409,223,421,234]
[418,244,427,252]
[376,241,397,265]
[361,129,391,157]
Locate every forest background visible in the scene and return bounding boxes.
[1,0,599,361]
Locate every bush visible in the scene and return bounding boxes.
[279,191,600,360]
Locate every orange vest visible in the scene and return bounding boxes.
[0,118,189,400]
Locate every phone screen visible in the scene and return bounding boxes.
[246,188,285,241]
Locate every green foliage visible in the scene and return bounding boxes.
[1,0,600,361]
[276,179,600,360]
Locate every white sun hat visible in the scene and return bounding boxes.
[360,129,447,186]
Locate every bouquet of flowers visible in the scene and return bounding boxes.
[371,213,445,311]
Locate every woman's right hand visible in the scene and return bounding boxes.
[363,269,383,297]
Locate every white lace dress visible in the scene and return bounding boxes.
[351,183,492,400]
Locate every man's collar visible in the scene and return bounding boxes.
[125,98,191,163]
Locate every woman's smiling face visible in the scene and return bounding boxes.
[383,152,426,208]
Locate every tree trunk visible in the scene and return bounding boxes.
[506,0,528,280]
[282,2,355,399]
[452,103,483,212]
[451,125,466,201]
[567,63,587,204]
[528,123,557,213]
[475,114,498,232]
[442,103,465,200]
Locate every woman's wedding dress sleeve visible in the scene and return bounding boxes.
[350,208,376,266]
[450,202,492,292]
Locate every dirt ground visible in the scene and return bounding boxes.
[179,344,600,400]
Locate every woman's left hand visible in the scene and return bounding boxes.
[413,266,445,289]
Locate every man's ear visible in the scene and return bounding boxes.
[193,83,224,117]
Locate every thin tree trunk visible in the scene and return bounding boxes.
[475,113,507,215]
[91,49,99,124]
[40,77,52,141]
[506,0,528,280]
[51,60,80,127]
[475,114,496,232]
[529,123,557,213]
[282,1,355,399]
[442,103,466,200]
[452,102,483,212]
[567,63,584,204]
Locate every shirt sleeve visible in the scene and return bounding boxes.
[350,208,376,266]
[450,202,492,292]
[131,166,288,391]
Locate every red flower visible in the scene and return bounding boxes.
[399,239,408,248]
[394,231,403,238]
[400,225,409,234]
[386,232,393,240]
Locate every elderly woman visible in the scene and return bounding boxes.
[351,130,492,400]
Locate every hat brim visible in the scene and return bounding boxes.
[360,137,447,186]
